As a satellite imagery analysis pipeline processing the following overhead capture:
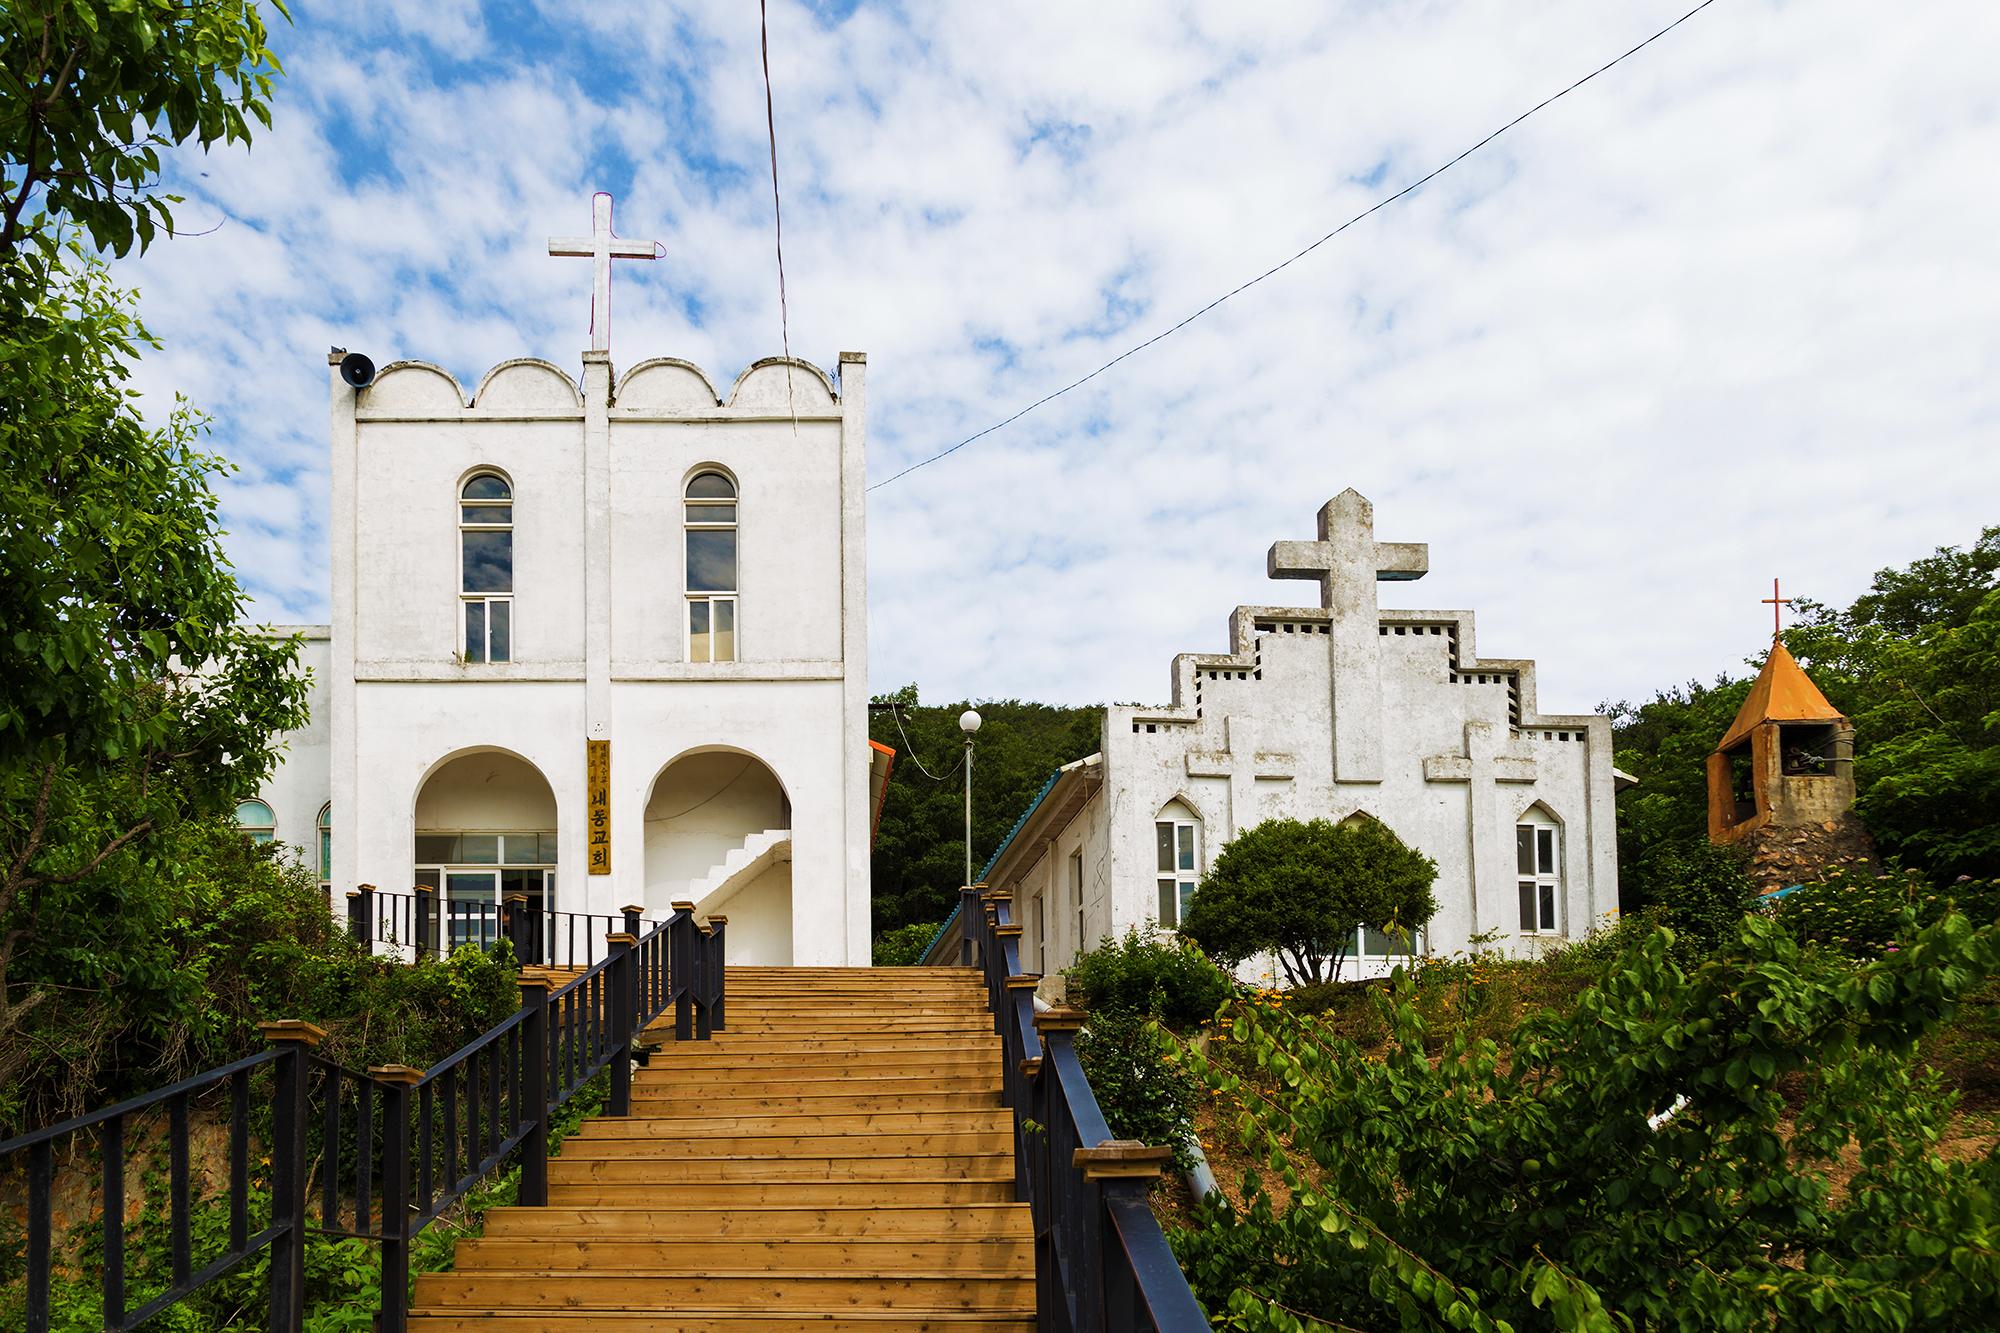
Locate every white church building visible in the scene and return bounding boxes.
[924,490,1623,987]
[243,197,879,967]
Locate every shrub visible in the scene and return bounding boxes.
[1064,928,1233,1032]
[1073,1012,1199,1169]
[1180,816,1437,984]
[1774,865,2000,957]
[872,921,941,967]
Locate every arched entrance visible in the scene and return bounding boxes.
[413,749,558,957]
[645,749,792,965]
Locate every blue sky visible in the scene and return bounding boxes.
[116,0,2000,712]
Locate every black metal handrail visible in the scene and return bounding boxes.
[350,884,656,969]
[958,884,1210,1332]
[2,905,728,1333]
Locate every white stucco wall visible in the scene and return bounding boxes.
[255,628,332,883]
[295,346,871,965]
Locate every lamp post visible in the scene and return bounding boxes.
[960,709,982,888]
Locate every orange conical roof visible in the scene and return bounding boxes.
[1715,641,1845,753]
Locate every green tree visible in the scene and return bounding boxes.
[1,0,287,264]
[1180,817,1438,985]
[1180,910,2000,1330]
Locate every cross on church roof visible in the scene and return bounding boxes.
[547,192,661,354]
[1761,577,1794,641]
[1267,489,1428,610]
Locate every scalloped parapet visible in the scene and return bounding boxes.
[614,357,722,409]
[472,358,583,412]
[365,360,467,412]
[727,357,838,411]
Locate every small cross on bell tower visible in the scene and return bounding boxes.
[1760,577,1794,642]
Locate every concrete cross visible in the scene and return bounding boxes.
[548,192,660,353]
[1268,488,1428,610]
[1185,715,1295,840]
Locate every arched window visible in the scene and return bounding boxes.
[1516,807,1562,936]
[685,471,737,663]
[460,473,513,663]
[317,803,332,888]
[235,799,276,844]
[1154,799,1201,928]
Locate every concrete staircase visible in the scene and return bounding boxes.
[688,829,792,919]
[406,965,1034,1330]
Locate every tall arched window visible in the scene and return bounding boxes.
[685,471,737,663]
[460,473,513,663]
[1516,808,1562,936]
[1154,799,1201,928]
[235,799,276,844]
[317,802,332,890]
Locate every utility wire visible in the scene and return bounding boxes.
[868,0,1723,492]
[886,701,962,784]
[758,0,799,427]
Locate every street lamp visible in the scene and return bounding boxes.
[960,709,982,888]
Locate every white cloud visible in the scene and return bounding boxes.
[108,0,2000,719]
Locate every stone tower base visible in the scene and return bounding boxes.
[1743,815,1878,896]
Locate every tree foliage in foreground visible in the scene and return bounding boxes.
[1181,817,1438,985]
[1180,911,2000,1331]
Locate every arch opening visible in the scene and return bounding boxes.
[645,749,792,964]
[412,749,558,959]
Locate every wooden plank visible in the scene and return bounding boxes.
[569,1111,1007,1137]
[557,1132,1014,1159]
[452,1236,1035,1271]
[408,1316,1034,1333]
[544,1180,1015,1206]
[478,1204,1032,1239]
[546,1155,1013,1183]
[412,1272,1035,1312]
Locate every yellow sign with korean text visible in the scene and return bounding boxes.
[587,739,611,875]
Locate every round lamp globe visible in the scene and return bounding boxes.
[959,709,983,735]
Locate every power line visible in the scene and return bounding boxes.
[868,0,1723,492]
[757,0,799,423]
[885,700,962,785]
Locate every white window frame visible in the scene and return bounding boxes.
[685,470,738,663]
[1357,923,1428,960]
[1070,849,1085,954]
[316,802,332,891]
[1516,816,1562,936]
[459,473,513,664]
[236,799,276,845]
[1155,816,1200,929]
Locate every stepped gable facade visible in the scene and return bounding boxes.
[929,489,1623,986]
[249,347,878,966]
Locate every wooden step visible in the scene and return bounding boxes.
[549,1155,1012,1183]
[659,1034,997,1052]
[545,1180,1016,1206]
[624,1092,1002,1115]
[452,1236,1035,1272]
[559,1132,1014,1159]
[413,1271,1035,1312]
[573,1111,1006,1136]
[633,1075,1002,1098]
[479,1204,1031,1239]
[641,1051,996,1072]
[409,1316,1032,1332]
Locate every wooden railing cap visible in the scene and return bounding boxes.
[621,903,646,916]
[706,915,729,926]
[995,923,1024,939]
[357,883,376,893]
[345,889,362,899]
[503,891,528,904]
[1006,973,1041,990]
[1034,1007,1087,1033]
[1073,1139,1173,1180]
[516,967,557,990]
[671,900,696,912]
[368,1064,424,1085]
[605,931,639,946]
[258,1019,328,1047]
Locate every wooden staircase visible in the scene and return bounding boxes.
[407,966,1035,1331]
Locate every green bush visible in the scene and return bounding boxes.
[872,921,942,967]
[1774,865,2000,957]
[1064,928,1233,1033]
[1073,1012,1199,1170]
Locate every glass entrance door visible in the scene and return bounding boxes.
[447,871,499,950]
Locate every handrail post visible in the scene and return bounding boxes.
[370,1064,422,1333]
[671,902,696,1041]
[606,931,637,1115]
[707,916,727,1032]
[503,892,528,962]
[1076,1140,1176,1332]
[259,1020,326,1333]
[517,969,553,1206]
[622,903,643,935]
[414,883,437,962]
[959,885,980,965]
[694,922,714,1041]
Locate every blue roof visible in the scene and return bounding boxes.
[915,766,1065,964]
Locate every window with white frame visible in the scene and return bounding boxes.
[1154,801,1201,929]
[1032,891,1046,974]
[685,470,737,663]
[235,799,275,844]
[460,473,513,663]
[1358,923,1426,959]
[1517,813,1561,935]
[317,803,332,892]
